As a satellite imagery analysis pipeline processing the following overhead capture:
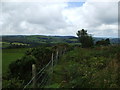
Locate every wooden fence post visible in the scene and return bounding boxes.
[55,50,59,64]
[32,64,36,88]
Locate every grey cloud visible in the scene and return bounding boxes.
[1,1,118,37]
[1,2,70,35]
[63,1,118,37]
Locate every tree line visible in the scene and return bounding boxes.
[77,29,110,48]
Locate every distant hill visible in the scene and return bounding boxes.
[0,35,120,48]
[1,35,78,44]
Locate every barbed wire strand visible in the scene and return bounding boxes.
[23,59,52,89]
[23,50,63,89]
[36,62,52,83]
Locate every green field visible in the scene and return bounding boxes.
[2,48,28,74]
[0,42,10,48]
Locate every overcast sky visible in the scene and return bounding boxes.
[0,0,119,37]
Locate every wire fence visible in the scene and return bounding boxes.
[23,58,52,89]
[23,49,64,89]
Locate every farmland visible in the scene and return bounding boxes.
[1,35,120,75]
[2,48,28,74]
[1,35,120,49]
[1,35,120,88]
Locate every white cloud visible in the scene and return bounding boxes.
[0,1,118,37]
[63,1,118,37]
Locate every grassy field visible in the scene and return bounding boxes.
[0,42,10,48]
[2,48,28,74]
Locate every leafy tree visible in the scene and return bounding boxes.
[76,29,94,48]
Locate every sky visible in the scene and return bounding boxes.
[0,0,119,37]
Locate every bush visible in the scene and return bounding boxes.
[47,46,120,88]
[2,77,24,88]
[9,55,35,81]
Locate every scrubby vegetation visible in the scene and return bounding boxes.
[47,45,120,88]
[2,44,120,88]
[2,30,120,88]
[2,48,28,73]
[2,46,52,88]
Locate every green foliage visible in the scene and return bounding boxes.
[96,38,110,46]
[48,45,120,88]
[3,46,53,88]
[2,77,24,88]
[2,48,27,73]
[45,83,60,88]
[77,29,94,48]
[2,43,120,88]
[8,55,35,81]
[25,47,52,68]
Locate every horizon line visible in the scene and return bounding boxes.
[0,34,118,38]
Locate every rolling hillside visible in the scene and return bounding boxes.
[0,35,120,49]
